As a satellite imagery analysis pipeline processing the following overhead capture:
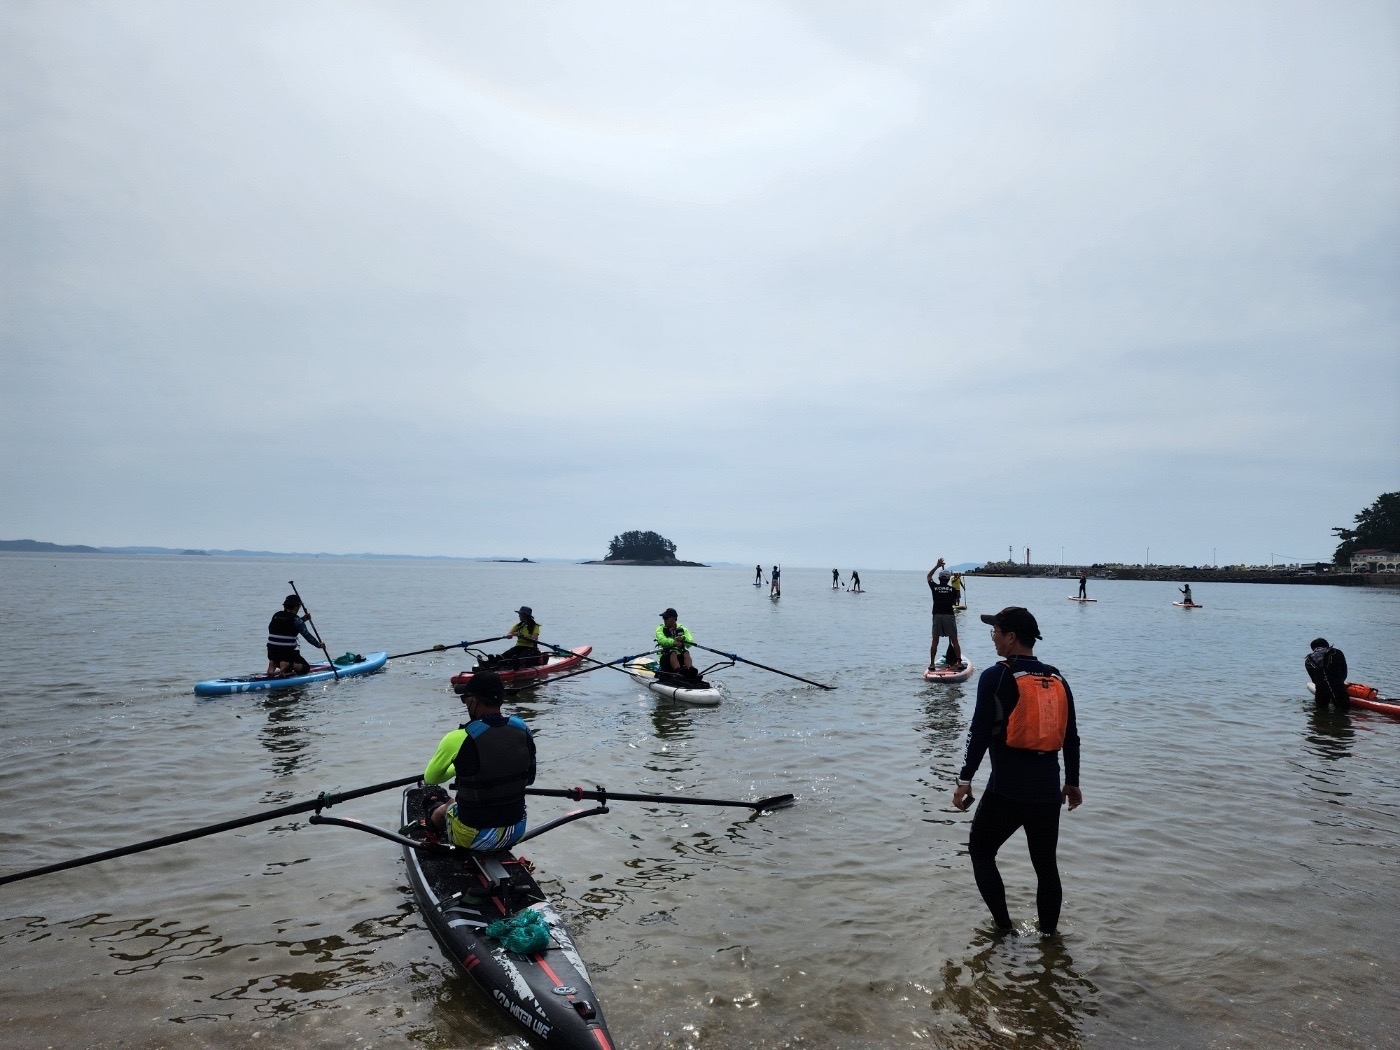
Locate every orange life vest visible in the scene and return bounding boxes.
[995,662,1070,753]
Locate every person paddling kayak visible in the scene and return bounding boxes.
[422,670,536,850]
[486,606,544,671]
[266,594,323,677]
[656,608,700,681]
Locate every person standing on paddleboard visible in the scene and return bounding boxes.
[850,570,861,593]
[656,608,699,680]
[770,565,781,597]
[952,606,1081,936]
[422,670,536,850]
[1077,573,1087,600]
[1305,638,1350,710]
[927,559,959,671]
[755,564,764,585]
[833,569,841,589]
[1179,584,1193,605]
[266,594,323,677]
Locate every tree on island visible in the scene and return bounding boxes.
[606,530,677,562]
[1332,491,1400,564]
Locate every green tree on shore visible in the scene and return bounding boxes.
[606,530,678,561]
[1332,492,1400,565]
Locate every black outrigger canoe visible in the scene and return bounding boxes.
[313,786,615,1049]
[399,787,615,1049]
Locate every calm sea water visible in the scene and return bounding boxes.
[0,554,1396,1049]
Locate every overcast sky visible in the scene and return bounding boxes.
[3,2,1397,569]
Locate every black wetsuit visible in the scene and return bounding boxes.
[1305,645,1349,709]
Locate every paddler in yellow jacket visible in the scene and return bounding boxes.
[655,608,699,680]
[490,606,544,670]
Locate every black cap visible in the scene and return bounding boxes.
[980,606,1042,642]
[660,607,678,619]
[283,594,301,610]
[1310,637,1329,650]
[462,669,505,703]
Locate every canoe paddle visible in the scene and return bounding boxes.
[0,774,422,888]
[388,636,509,660]
[690,643,834,690]
[289,580,337,680]
[528,785,795,811]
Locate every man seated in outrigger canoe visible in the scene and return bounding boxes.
[481,606,546,671]
[422,670,537,850]
[656,607,702,682]
[266,594,323,677]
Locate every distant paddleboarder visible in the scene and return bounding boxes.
[1077,573,1087,600]
[1179,584,1194,605]
[770,565,781,597]
[832,569,841,589]
[952,572,965,608]
[755,564,763,586]
[850,570,861,593]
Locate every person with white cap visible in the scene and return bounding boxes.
[926,558,959,670]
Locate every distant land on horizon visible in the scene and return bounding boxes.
[0,538,763,566]
[0,539,980,571]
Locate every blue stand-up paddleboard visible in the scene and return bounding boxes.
[194,652,388,696]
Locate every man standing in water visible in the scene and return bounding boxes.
[926,559,959,670]
[1305,638,1350,710]
[952,606,1081,936]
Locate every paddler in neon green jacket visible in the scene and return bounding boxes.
[655,607,698,679]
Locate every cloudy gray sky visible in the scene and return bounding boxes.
[3,2,1397,568]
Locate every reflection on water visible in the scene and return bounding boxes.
[650,700,699,740]
[1304,705,1354,764]
[931,929,1099,1047]
[257,691,311,779]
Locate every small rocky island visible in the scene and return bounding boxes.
[586,530,706,567]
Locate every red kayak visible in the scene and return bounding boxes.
[1307,681,1400,718]
[451,645,592,694]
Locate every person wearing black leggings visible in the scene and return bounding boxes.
[952,606,1082,935]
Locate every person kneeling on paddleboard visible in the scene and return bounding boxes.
[422,670,536,850]
[656,608,700,681]
[266,594,323,677]
[1305,638,1350,711]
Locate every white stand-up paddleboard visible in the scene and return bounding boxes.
[625,657,723,706]
[923,661,975,684]
[1068,596,1097,603]
[1172,601,1203,608]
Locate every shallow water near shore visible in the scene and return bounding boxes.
[0,554,1396,1049]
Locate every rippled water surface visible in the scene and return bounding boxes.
[1,555,1396,1049]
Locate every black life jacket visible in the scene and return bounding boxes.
[452,717,533,805]
[267,610,301,648]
